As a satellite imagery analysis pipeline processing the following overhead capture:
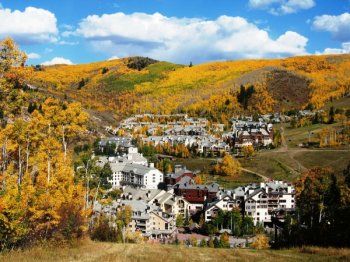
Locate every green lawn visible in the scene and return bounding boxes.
[175,157,214,174]
[276,122,345,149]
[175,158,262,188]
[1,241,350,262]
[206,172,262,189]
[293,150,350,172]
[101,62,182,92]
[239,154,298,181]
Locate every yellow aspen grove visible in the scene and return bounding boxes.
[0,38,89,248]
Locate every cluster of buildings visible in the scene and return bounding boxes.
[103,114,231,157]
[205,181,295,225]
[94,147,295,239]
[98,137,132,151]
[92,114,299,239]
[223,118,274,151]
[102,114,278,157]
[105,114,209,136]
[142,135,230,156]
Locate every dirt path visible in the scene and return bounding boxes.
[239,167,269,182]
[274,126,350,173]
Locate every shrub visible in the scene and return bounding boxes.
[251,234,270,249]
[90,215,117,242]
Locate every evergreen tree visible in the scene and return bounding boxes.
[329,106,335,124]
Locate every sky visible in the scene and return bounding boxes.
[0,0,350,65]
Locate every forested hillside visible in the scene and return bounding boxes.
[31,54,350,124]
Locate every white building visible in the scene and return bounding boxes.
[204,195,239,222]
[96,147,163,189]
[244,181,295,225]
[203,181,295,225]
[122,186,190,219]
[121,163,163,189]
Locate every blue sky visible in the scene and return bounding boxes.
[0,0,350,65]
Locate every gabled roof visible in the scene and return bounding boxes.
[123,186,164,201]
[122,163,160,176]
[245,188,264,201]
[151,211,174,223]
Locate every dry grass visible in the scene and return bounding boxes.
[1,241,350,262]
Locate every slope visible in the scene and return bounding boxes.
[30,54,350,124]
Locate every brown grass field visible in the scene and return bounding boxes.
[1,241,350,262]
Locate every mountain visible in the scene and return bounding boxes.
[31,55,350,124]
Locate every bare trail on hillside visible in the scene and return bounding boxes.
[239,167,270,182]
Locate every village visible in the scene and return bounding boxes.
[91,114,296,247]
[103,113,278,156]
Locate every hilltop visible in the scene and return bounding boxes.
[31,55,350,125]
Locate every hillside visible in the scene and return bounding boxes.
[31,55,350,124]
[1,241,350,262]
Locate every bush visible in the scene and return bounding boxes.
[251,234,270,249]
[90,215,117,242]
[208,236,214,248]
[126,231,143,243]
[101,67,109,74]
[199,239,207,247]
[191,236,198,247]
[220,233,230,248]
[127,57,158,71]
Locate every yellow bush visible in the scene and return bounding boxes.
[251,234,270,250]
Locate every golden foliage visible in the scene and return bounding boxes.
[242,145,255,157]
[214,154,241,176]
[251,234,270,249]
[30,54,350,122]
[0,97,88,246]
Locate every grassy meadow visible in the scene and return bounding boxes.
[1,241,350,262]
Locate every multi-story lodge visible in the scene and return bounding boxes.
[98,137,133,153]
[117,200,176,238]
[165,165,194,186]
[173,177,220,214]
[203,181,295,225]
[122,186,190,219]
[244,181,295,225]
[204,194,240,222]
[96,147,163,189]
[93,199,176,239]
